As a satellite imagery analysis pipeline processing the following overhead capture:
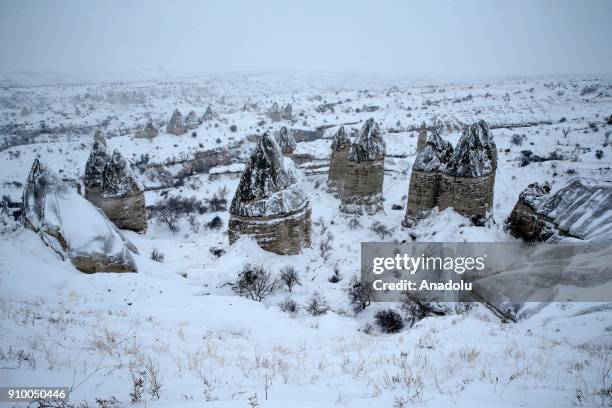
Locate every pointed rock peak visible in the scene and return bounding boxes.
[275,127,296,152]
[270,102,279,112]
[205,106,213,114]
[145,120,156,130]
[283,103,292,112]
[444,124,492,177]
[348,118,386,162]
[93,129,106,152]
[257,132,286,171]
[413,130,454,172]
[467,120,495,147]
[420,121,427,129]
[331,126,351,151]
[169,109,183,122]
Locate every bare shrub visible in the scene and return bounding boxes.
[319,233,333,262]
[150,248,164,262]
[279,297,298,313]
[232,264,279,302]
[348,275,373,313]
[328,265,341,283]
[374,309,404,333]
[280,265,301,292]
[145,357,162,400]
[306,292,329,316]
[207,186,228,212]
[207,215,223,231]
[370,221,392,239]
[348,217,361,230]
[401,294,439,327]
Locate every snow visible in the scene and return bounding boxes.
[1,72,612,407]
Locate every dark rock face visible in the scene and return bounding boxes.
[229,132,311,254]
[135,121,158,139]
[608,114,612,125]
[327,126,352,194]
[166,109,186,135]
[275,126,297,155]
[404,130,454,224]
[340,119,386,214]
[22,159,138,273]
[506,179,612,242]
[185,110,199,129]
[267,102,292,122]
[84,133,147,232]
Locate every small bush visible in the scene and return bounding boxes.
[279,297,298,313]
[209,247,225,258]
[348,276,373,313]
[319,233,333,261]
[510,133,524,146]
[391,204,403,210]
[207,215,223,231]
[595,149,604,159]
[370,221,392,239]
[229,124,238,132]
[233,264,279,302]
[401,294,439,327]
[348,217,361,230]
[150,249,164,262]
[374,309,404,333]
[306,292,329,316]
[280,265,301,292]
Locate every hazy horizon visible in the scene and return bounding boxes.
[1,0,611,83]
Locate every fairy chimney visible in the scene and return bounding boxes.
[326,126,352,195]
[228,132,311,255]
[166,109,186,135]
[275,126,297,155]
[340,118,386,215]
[416,121,428,152]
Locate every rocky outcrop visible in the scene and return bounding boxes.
[416,121,427,152]
[326,126,352,194]
[84,132,147,232]
[203,106,217,121]
[403,130,453,226]
[22,159,138,273]
[229,132,311,254]
[185,110,199,129]
[437,121,496,225]
[282,104,293,120]
[506,178,612,242]
[135,121,158,139]
[166,109,186,135]
[275,126,297,155]
[340,118,386,215]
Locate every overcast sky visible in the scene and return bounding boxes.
[0,0,611,81]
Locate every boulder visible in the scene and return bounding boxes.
[326,126,352,194]
[134,120,158,139]
[340,118,386,214]
[166,109,186,135]
[22,159,138,273]
[84,132,147,232]
[506,178,612,242]
[274,126,297,155]
[229,132,311,254]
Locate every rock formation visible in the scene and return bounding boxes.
[326,126,352,194]
[403,120,496,226]
[506,178,612,242]
[403,129,453,226]
[22,159,139,273]
[203,106,217,121]
[416,121,427,152]
[282,104,293,120]
[340,118,386,215]
[166,109,186,135]
[185,110,199,129]
[228,132,311,254]
[274,126,297,155]
[135,120,158,139]
[84,132,147,232]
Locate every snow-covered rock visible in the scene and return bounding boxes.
[274,126,297,155]
[185,110,199,129]
[134,120,158,138]
[229,133,311,254]
[507,178,612,242]
[84,132,147,232]
[412,129,454,173]
[22,159,138,273]
[348,118,386,163]
[166,109,186,135]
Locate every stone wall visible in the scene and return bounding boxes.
[229,206,311,255]
[437,174,490,224]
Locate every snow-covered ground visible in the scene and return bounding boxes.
[1,73,611,407]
